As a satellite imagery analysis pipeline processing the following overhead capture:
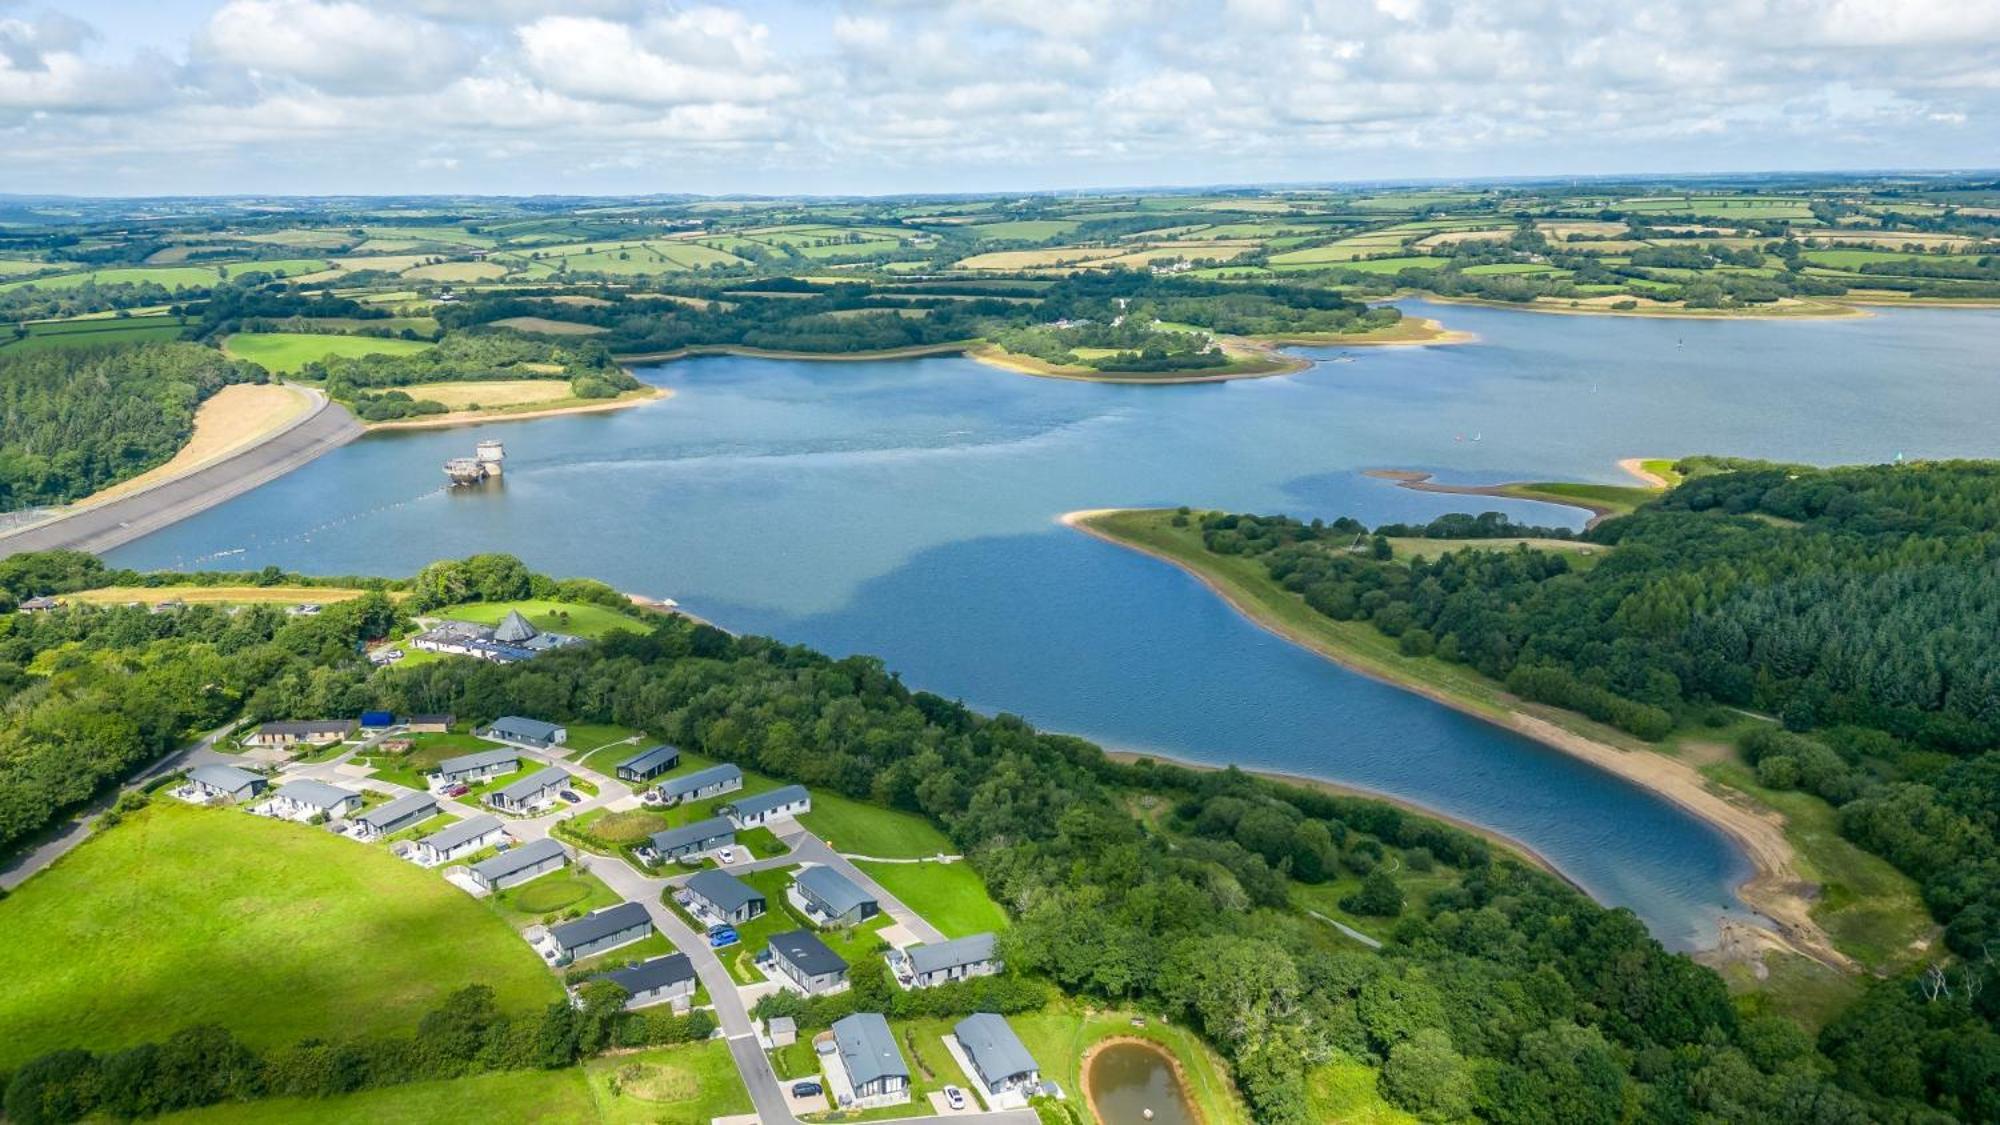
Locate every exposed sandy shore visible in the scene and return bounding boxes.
[1062,508,1849,970]
[1415,291,1870,320]
[1250,316,1477,347]
[1364,469,1629,527]
[1617,457,1673,488]
[613,341,977,365]
[965,341,1311,384]
[364,386,668,431]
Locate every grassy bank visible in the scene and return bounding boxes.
[0,803,561,1069]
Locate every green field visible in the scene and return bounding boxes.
[853,859,1008,938]
[0,260,331,293]
[0,803,561,1069]
[797,790,953,859]
[1010,1002,1251,1125]
[224,331,436,373]
[1,314,186,352]
[162,1040,750,1124]
[439,599,648,640]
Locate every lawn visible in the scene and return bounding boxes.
[798,790,953,859]
[160,1067,600,1123]
[223,331,435,373]
[438,599,648,641]
[0,315,186,353]
[358,730,493,788]
[162,1040,751,1124]
[0,803,560,1069]
[853,859,1008,938]
[489,869,624,927]
[561,723,646,760]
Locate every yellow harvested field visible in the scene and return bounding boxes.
[410,380,574,409]
[1536,220,1628,238]
[1416,229,1513,248]
[67,585,376,606]
[954,247,1128,270]
[547,295,612,306]
[489,316,607,335]
[1097,242,1259,267]
[334,254,435,273]
[1800,231,1992,250]
[403,261,509,282]
[83,384,316,505]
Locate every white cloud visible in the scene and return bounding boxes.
[2,0,1997,192]
[198,0,469,94]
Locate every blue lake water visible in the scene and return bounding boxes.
[110,300,2000,949]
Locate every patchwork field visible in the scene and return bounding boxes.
[0,314,186,352]
[490,315,609,335]
[223,331,436,373]
[409,379,577,409]
[0,803,561,1069]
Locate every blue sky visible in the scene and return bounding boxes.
[3,0,1996,196]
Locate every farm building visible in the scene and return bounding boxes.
[586,953,697,1011]
[486,766,569,812]
[616,744,681,782]
[467,837,568,891]
[684,869,766,924]
[352,792,438,838]
[954,1013,1042,1103]
[266,780,361,819]
[656,763,742,805]
[17,596,62,613]
[434,749,518,786]
[897,932,1001,989]
[412,814,507,865]
[832,1013,910,1105]
[184,764,267,803]
[549,901,653,964]
[479,716,568,747]
[406,714,455,733]
[767,930,849,995]
[792,865,879,928]
[723,784,810,828]
[642,816,735,865]
[245,719,356,748]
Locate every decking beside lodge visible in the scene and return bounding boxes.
[545,901,652,965]
[723,784,810,828]
[581,953,698,1012]
[434,749,518,786]
[616,744,681,782]
[487,766,570,813]
[683,869,766,925]
[792,865,879,928]
[353,792,438,839]
[655,763,742,806]
[244,719,356,748]
[832,1013,911,1107]
[766,929,849,995]
[262,780,360,821]
[477,715,568,748]
[641,816,735,866]
[181,764,267,803]
[411,614,582,665]
[894,932,1002,989]
[468,837,568,891]
[952,1014,1044,1106]
[412,814,507,865]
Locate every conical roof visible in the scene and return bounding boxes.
[492,610,540,643]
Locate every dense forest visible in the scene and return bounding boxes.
[2,552,1994,1122]
[0,344,263,510]
[1189,459,2000,966]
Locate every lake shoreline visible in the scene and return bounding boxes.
[1063,507,1849,969]
[363,386,669,431]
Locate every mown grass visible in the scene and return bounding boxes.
[1010,1000,1249,1125]
[223,331,434,373]
[0,803,560,1069]
[853,859,1008,938]
[797,790,953,859]
[437,599,647,641]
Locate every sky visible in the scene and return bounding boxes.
[3,0,1997,197]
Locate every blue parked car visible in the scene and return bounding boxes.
[708,926,739,948]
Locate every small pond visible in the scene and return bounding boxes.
[1085,1040,1199,1125]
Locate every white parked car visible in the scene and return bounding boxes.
[715,847,738,864]
[944,1087,967,1111]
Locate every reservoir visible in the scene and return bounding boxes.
[108,301,2000,950]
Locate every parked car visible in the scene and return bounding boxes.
[559,790,581,803]
[494,841,511,852]
[791,1081,822,1098]
[446,784,469,797]
[708,928,738,948]
[715,847,738,864]
[944,1087,967,1111]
